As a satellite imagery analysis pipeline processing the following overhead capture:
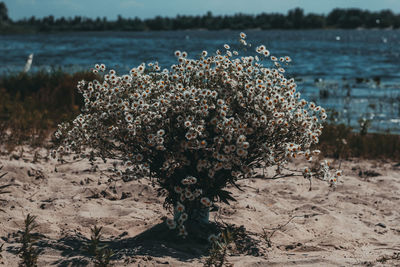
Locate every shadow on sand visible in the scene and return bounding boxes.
[6,221,222,266]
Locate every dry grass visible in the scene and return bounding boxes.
[0,71,96,151]
[318,123,400,160]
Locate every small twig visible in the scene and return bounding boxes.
[130,215,146,221]
[73,188,97,198]
[262,213,323,247]
[252,173,302,180]
[27,191,39,200]
[373,247,400,251]
[55,158,84,166]
[213,208,228,227]
[279,165,303,173]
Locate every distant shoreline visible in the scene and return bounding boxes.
[1,5,400,34]
[0,27,398,35]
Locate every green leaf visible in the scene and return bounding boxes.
[216,189,237,205]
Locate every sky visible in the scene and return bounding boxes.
[3,0,400,20]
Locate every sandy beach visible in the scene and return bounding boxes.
[0,147,399,266]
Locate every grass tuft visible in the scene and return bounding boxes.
[0,166,12,205]
[204,223,261,267]
[18,214,41,267]
[84,225,114,267]
[204,228,233,267]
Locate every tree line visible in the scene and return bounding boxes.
[1,2,399,32]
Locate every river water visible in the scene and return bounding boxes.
[1,30,399,133]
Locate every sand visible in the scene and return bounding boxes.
[0,147,399,266]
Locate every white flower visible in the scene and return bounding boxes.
[184,121,192,128]
[166,218,177,229]
[200,197,212,207]
[176,202,185,213]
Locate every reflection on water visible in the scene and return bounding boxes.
[1,30,399,133]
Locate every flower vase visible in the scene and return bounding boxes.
[174,207,210,225]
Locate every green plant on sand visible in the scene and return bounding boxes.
[84,225,114,267]
[18,214,41,267]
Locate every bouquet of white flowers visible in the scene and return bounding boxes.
[55,33,339,238]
